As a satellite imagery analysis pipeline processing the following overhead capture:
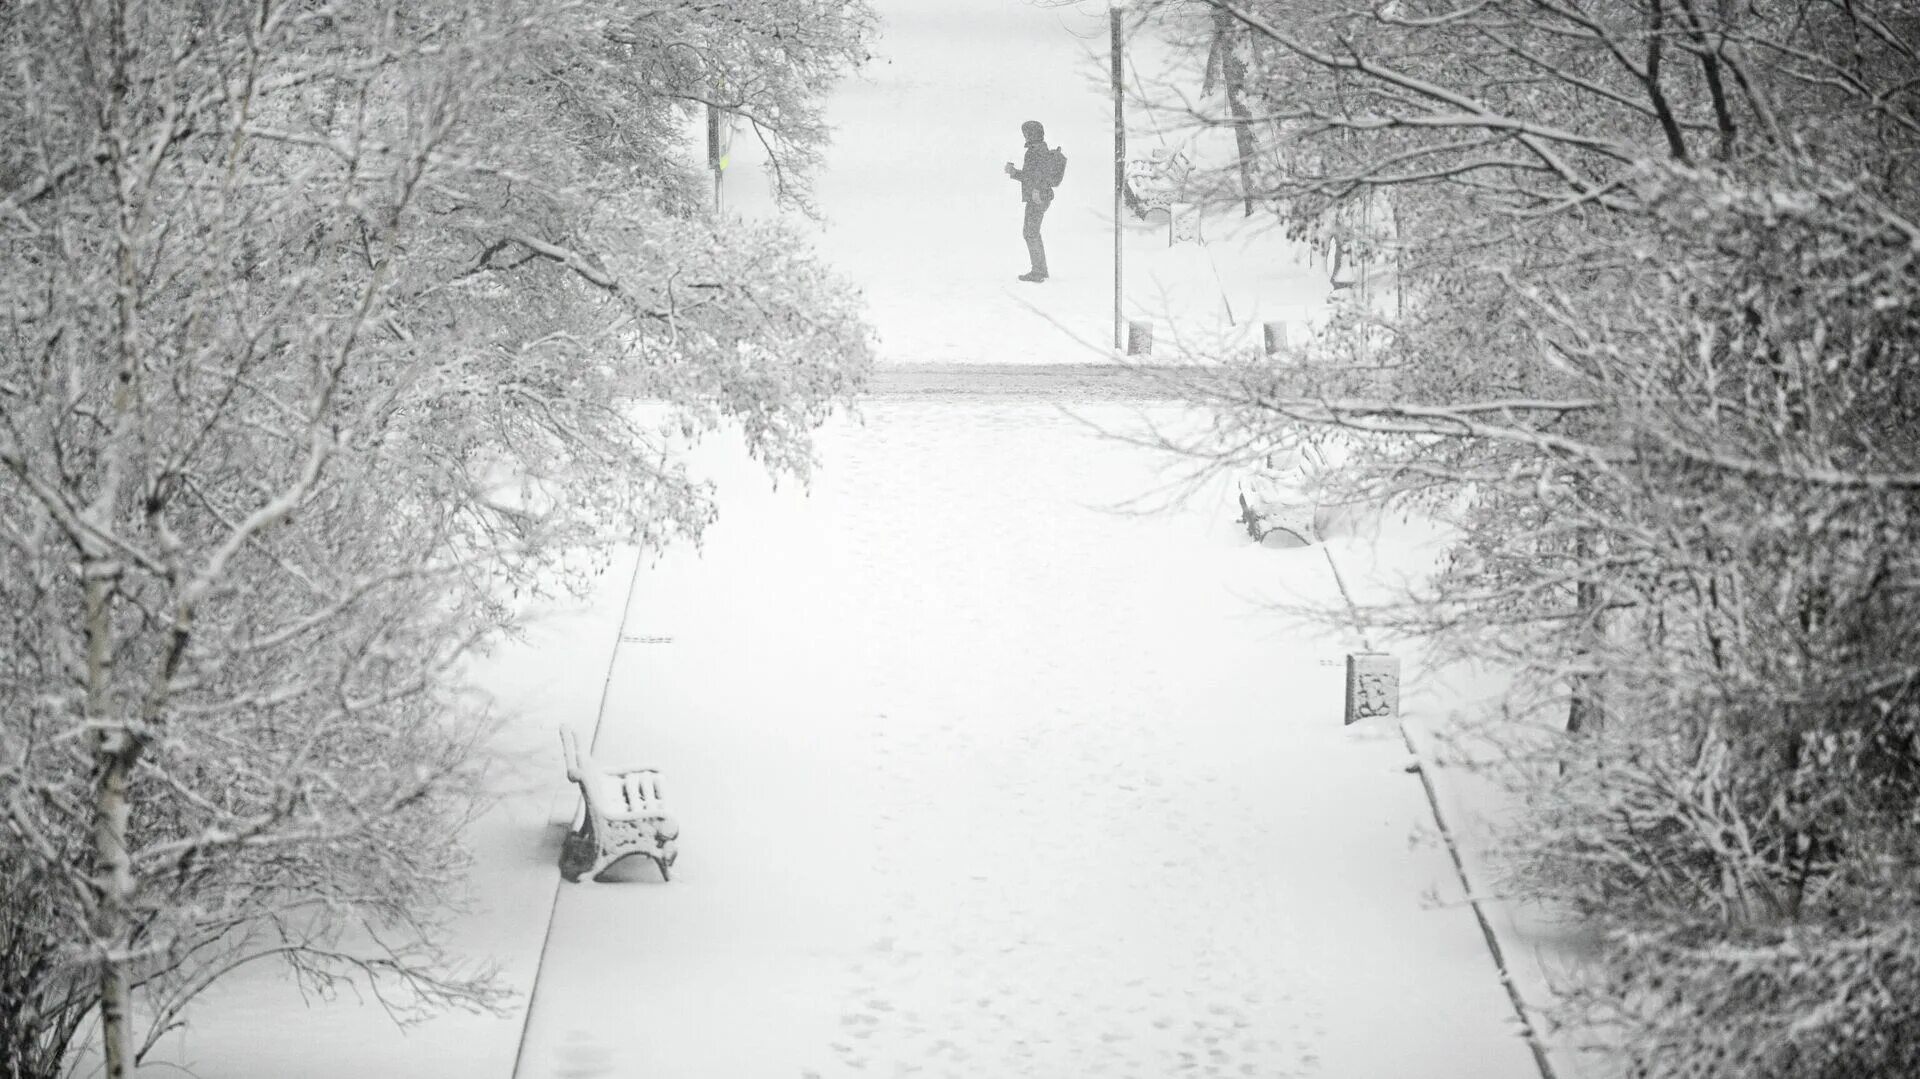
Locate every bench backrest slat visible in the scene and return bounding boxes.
[560,724,667,820]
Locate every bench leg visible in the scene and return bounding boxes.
[580,851,676,882]
[561,823,676,883]
[584,848,629,882]
[559,824,596,882]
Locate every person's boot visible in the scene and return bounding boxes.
[1017,271,1048,282]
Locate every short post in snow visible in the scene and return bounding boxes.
[1263,321,1288,355]
[1111,4,1126,352]
[1344,652,1400,725]
[1127,320,1154,356]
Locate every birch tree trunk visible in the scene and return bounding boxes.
[90,3,140,1066]
[83,558,137,1079]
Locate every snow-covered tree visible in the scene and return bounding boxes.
[1132,0,1920,1072]
[0,1,875,1076]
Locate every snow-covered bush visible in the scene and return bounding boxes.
[1142,0,1920,1071]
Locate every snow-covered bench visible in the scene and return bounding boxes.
[1237,443,1326,546]
[558,725,679,883]
[1238,470,1316,545]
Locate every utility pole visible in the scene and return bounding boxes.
[707,103,725,214]
[1112,5,1126,352]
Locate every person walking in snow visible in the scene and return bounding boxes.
[1004,120,1065,283]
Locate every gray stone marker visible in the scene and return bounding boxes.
[1344,652,1400,725]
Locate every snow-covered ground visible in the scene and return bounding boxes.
[132,567,639,1078]
[512,404,1540,1079]
[132,2,1579,1077]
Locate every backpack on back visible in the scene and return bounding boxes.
[1043,146,1068,188]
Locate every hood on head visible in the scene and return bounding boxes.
[1021,120,1045,143]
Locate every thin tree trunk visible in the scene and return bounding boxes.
[1212,7,1258,217]
[1568,525,1607,737]
[1567,577,1605,735]
[1226,82,1258,217]
[1644,0,1693,162]
[84,564,137,1079]
[92,3,142,1065]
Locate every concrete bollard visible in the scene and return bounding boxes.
[1127,320,1154,356]
[1263,321,1288,355]
[1344,652,1400,725]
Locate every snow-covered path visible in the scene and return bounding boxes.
[721,0,1331,363]
[514,403,1539,1079]
[136,3,1545,1075]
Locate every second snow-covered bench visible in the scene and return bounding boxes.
[1238,442,1326,546]
[558,725,679,883]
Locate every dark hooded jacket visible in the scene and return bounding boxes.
[1010,121,1055,205]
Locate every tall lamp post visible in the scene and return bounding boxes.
[1111,4,1126,352]
[706,103,724,214]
